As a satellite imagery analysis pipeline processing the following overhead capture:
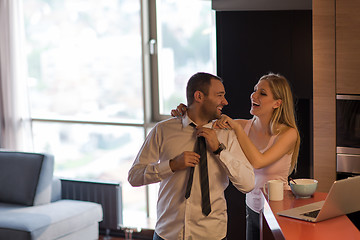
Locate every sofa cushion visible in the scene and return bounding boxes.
[0,151,54,206]
[0,200,103,240]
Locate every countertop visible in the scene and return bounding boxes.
[261,190,360,240]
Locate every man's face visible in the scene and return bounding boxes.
[200,79,228,120]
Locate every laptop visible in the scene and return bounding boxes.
[277,175,360,222]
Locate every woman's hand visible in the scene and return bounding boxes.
[213,114,237,130]
[171,103,187,117]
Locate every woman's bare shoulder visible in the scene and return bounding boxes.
[277,124,298,138]
[235,119,251,128]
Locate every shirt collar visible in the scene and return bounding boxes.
[182,113,214,129]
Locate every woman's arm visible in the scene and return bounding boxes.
[218,115,297,169]
[170,105,296,169]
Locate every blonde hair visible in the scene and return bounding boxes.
[259,73,300,175]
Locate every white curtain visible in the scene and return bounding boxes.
[0,0,33,151]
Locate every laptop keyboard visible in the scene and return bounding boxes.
[302,209,320,218]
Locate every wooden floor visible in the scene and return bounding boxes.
[99,236,124,240]
[98,227,154,240]
[99,229,154,240]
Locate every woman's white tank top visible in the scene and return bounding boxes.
[244,118,292,213]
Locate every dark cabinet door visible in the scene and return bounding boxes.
[216,10,313,240]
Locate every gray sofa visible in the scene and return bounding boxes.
[0,150,103,240]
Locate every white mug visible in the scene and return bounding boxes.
[264,180,284,201]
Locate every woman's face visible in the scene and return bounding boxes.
[250,80,281,117]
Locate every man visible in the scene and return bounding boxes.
[128,72,255,240]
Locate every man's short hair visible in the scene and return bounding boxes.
[186,72,222,105]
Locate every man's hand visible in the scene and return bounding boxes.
[196,127,220,152]
[169,151,200,172]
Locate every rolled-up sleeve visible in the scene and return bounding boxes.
[216,130,255,193]
[128,126,174,187]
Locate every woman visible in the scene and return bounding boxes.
[172,73,300,240]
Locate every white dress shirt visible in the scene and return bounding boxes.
[128,114,255,240]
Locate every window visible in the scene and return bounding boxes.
[23,0,215,227]
[151,0,216,120]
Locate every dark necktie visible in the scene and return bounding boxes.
[185,124,211,216]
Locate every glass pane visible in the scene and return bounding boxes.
[32,121,146,221]
[156,0,215,115]
[23,0,143,123]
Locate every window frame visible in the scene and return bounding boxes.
[25,0,156,221]
[148,0,217,122]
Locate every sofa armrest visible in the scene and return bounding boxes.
[0,151,54,206]
[51,177,62,202]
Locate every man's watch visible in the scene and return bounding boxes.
[213,143,226,155]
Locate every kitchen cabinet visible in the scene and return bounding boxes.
[336,0,360,94]
[313,0,360,193]
[313,0,336,192]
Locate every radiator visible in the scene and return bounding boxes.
[60,178,123,230]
